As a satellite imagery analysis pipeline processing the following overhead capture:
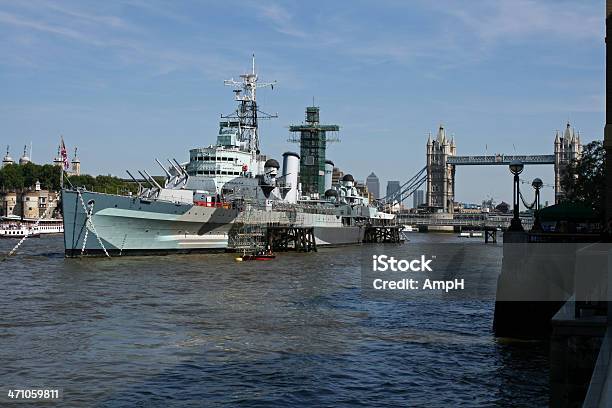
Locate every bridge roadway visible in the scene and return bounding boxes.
[447,154,555,165]
[396,213,534,229]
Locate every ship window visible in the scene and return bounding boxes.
[221,171,227,175]
[197,171,204,175]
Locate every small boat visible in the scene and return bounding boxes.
[235,250,276,261]
[241,254,276,261]
[458,232,471,238]
[470,232,483,238]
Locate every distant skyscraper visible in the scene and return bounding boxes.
[413,189,424,209]
[386,180,400,200]
[366,172,380,198]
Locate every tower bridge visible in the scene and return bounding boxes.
[379,122,582,214]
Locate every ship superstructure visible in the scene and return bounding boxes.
[61,57,395,256]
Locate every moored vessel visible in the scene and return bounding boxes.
[62,58,395,257]
[1,216,62,238]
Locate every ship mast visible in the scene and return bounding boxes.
[222,54,277,153]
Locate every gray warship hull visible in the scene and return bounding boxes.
[62,189,365,257]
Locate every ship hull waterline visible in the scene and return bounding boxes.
[62,190,366,257]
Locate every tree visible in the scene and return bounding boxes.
[0,163,138,194]
[0,164,24,190]
[560,140,605,218]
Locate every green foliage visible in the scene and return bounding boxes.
[0,163,138,194]
[560,140,605,218]
[66,174,139,195]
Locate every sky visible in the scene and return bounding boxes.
[0,0,605,206]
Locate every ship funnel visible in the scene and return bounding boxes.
[324,159,334,191]
[282,152,300,203]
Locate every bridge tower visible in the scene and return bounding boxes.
[554,122,582,203]
[426,125,456,213]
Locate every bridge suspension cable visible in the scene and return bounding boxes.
[376,166,427,209]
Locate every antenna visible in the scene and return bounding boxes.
[222,57,277,153]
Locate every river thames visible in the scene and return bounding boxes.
[0,234,548,407]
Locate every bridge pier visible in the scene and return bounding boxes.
[484,228,497,244]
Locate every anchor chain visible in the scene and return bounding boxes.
[77,190,111,258]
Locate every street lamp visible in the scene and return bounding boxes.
[531,178,543,231]
[508,160,524,231]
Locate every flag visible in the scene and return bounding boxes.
[60,136,70,170]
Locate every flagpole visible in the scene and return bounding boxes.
[59,135,65,190]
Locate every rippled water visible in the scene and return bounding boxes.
[0,234,548,407]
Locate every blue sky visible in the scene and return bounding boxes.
[0,0,604,205]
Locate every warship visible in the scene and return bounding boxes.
[61,58,395,257]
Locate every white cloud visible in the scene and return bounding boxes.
[251,2,308,38]
[433,0,602,44]
[0,10,105,45]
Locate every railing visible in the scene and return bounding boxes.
[396,213,534,228]
[447,154,555,165]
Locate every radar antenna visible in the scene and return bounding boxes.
[221,54,277,153]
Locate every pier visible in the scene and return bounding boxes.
[266,226,317,252]
[363,225,402,243]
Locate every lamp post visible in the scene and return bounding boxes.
[531,178,543,231]
[508,160,524,231]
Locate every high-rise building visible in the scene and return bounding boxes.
[386,180,400,201]
[366,172,380,199]
[413,189,424,209]
[331,167,344,186]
